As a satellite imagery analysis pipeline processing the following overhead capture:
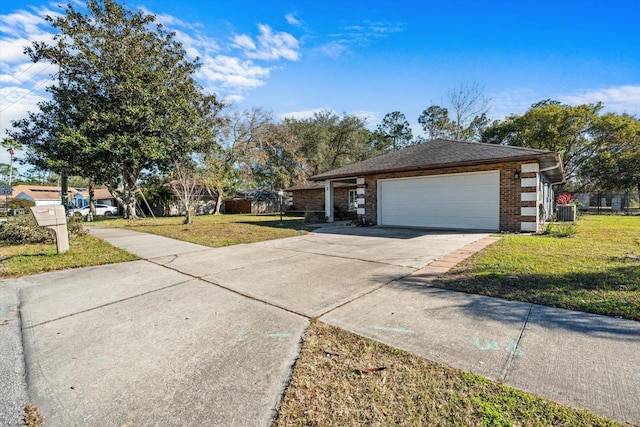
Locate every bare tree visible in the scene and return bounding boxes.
[200,108,271,214]
[172,159,204,225]
[448,82,490,140]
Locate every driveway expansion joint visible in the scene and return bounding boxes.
[22,277,195,329]
[500,304,533,381]
[272,246,424,269]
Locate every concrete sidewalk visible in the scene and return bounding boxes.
[89,225,640,425]
[2,225,639,425]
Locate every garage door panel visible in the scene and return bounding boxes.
[379,171,499,230]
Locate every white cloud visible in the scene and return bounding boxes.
[222,94,244,106]
[350,110,379,126]
[236,24,300,61]
[489,89,539,120]
[559,85,640,115]
[285,13,302,27]
[320,40,349,59]
[0,86,48,143]
[233,34,256,50]
[198,55,270,89]
[320,20,405,58]
[0,9,49,37]
[280,108,328,120]
[0,4,301,143]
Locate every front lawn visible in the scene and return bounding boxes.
[87,213,311,247]
[0,234,138,278]
[274,321,622,426]
[0,214,309,278]
[433,215,640,320]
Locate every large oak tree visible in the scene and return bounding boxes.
[10,0,221,217]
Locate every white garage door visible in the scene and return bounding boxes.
[378,171,500,230]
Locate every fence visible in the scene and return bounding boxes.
[575,190,639,215]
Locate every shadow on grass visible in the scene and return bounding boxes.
[392,265,640,336]
[0,252,52,262]
[237,218,315,231]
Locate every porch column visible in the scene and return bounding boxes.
[324,180,334,222]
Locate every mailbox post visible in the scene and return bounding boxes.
[30,205,70,253]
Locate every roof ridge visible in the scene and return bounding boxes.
[429,138,552,153]
[310,138,561,181]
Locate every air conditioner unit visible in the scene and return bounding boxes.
[556,204,576,222]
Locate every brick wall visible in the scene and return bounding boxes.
[291,187,354,213]
[360,161,538,232]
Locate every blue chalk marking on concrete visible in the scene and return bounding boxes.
[473,336,526,358]
[327,318,338,323]
[374,326,414,334]
[95,355,107,362]
[267,333,292,338]
[473,337,500,351]
[236,330,246,337]
[0,305,6,315]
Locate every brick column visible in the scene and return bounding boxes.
[520,163,539,232]
[356,177,366,221]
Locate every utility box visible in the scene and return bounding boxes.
[611,196,622,212]
[30,205,69,253]
[556,204,577,222]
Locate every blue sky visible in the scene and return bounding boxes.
[1,0,639,169]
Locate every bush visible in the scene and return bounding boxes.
[539,222,578,238]
[0,213,87,245]
[304,211,326,223]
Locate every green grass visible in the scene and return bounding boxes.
[274,321,623,426]
[0,233,138,278]
[86,213,312,247]
[434,215,640,320]
[0,214,310,277]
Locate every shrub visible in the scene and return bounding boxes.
[555,223,578,237]
[304,211,326,223]
[0,213,87,245]
[0,214,54,244]
[539,222,578,238]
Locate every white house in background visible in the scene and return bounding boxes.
[11,184,76,206]
[11,184,120,212]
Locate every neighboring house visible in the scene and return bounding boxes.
[12,184,121,213]
[307,139,564,232]
[286,181,358,219]
[11,185,77,206]
[224,191,282,214]
[74,187,119,209]
[163,181,217,216]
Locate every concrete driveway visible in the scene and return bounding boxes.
[3,223,638,426]
[2,224,488,426]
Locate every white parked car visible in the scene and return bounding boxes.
[77,204,119,217]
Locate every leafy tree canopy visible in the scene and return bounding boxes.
[10,0,221,217]
[377,111,414,151]
[482,100,605,179]
[579,113,640,196]
[288,111,378,175]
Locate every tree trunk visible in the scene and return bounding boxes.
[214,190,224,215]
[123,169,139,220]
[61,174,68,210]
[183,209,192,224]
[87,178,95,222]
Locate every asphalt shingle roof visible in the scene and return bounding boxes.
[311,139,564,182]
